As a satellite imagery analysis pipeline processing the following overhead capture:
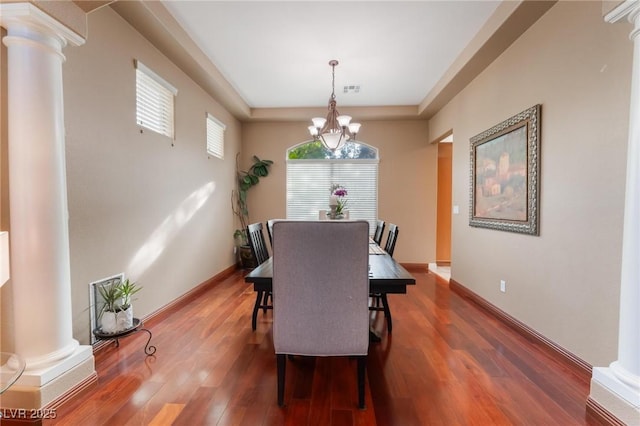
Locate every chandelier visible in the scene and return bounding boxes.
[308,60,361,151]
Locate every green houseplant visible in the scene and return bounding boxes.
[119,278,142,311]
[98,279,142,334]
[231,154,273,267]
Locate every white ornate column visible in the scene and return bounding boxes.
[590,1,640,424]
[0,2,94,409]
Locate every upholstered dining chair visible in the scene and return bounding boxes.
[272,221,370,409]
[370,224,399,333]
[247,222,272,330]
[372,220,385,245]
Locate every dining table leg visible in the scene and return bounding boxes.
[381,294,392,333]
[252,290,264,331]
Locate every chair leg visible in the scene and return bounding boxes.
[277,354,286,407]
[368,293,381,308]
[381,294,392,333]
[357,356,366,409]
[261,291,270,314]
[252,290,263,331]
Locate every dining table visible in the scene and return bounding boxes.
[244,246,416,340]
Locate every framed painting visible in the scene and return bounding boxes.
[469,104,541,235]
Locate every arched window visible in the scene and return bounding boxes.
[286,140,379,231]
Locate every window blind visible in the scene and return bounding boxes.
[135,60,177,139]
[206,113,225,159]
[286,160,378,233]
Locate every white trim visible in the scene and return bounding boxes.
[134,59,178,95]
[206,112,226,130]
[17,346,92,386]
[0,2,85,47]
[593,366,640,407]
[605,0,640,23]
[286,158,379,165]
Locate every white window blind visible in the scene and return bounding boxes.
[286,160,378,233]
[206,113,225,159]
[135,60,177,139]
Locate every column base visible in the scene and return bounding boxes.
[591,367,640,425]
[17,345,92,387]
[0,346,94,410]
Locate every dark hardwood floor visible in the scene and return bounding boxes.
[47,269,602,425]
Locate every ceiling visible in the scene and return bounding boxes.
[161,1,501,109]
[110,1,556,121]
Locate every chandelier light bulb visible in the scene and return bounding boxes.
[337,115,352,127]
[312,117,326,128]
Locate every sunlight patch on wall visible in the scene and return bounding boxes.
[127,181,216,279]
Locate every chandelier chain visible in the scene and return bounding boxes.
[331,62,336,101]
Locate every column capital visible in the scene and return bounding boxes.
[606,0,640,23]
[0,2,85,47]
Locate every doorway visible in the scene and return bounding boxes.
[435,133,453,276]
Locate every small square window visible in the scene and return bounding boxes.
[206,113,225,159]
[135,60,177,139]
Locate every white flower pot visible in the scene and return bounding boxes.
[100,306,134,333]
[100,311,118,334]
[117,306,134,331]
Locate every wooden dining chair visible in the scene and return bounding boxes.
[370,224,399,333]
[272,221,370,409]
[247,222,272,330]
[383,223,399,257]
[372,219,385,245]
[266,219,276,249]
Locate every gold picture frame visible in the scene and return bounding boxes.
[469,104,541,235]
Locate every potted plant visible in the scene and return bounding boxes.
[117,278,141,330]
[231,154,273,268]
[98,279,142,334]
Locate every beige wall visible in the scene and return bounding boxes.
[59,7,240,344]
[428,1,632,366]
[602,1,625,17]
[242,119,436,264]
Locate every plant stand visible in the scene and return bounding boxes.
[93,318,156,356]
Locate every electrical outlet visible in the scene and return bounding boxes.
[500,280,506,293]
[453,205,460,215]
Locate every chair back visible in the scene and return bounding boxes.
[266,219,276,249]
[247,222,270,266]
[373,220,386,245]
[272,221,370,356]
[384,224,399,257]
